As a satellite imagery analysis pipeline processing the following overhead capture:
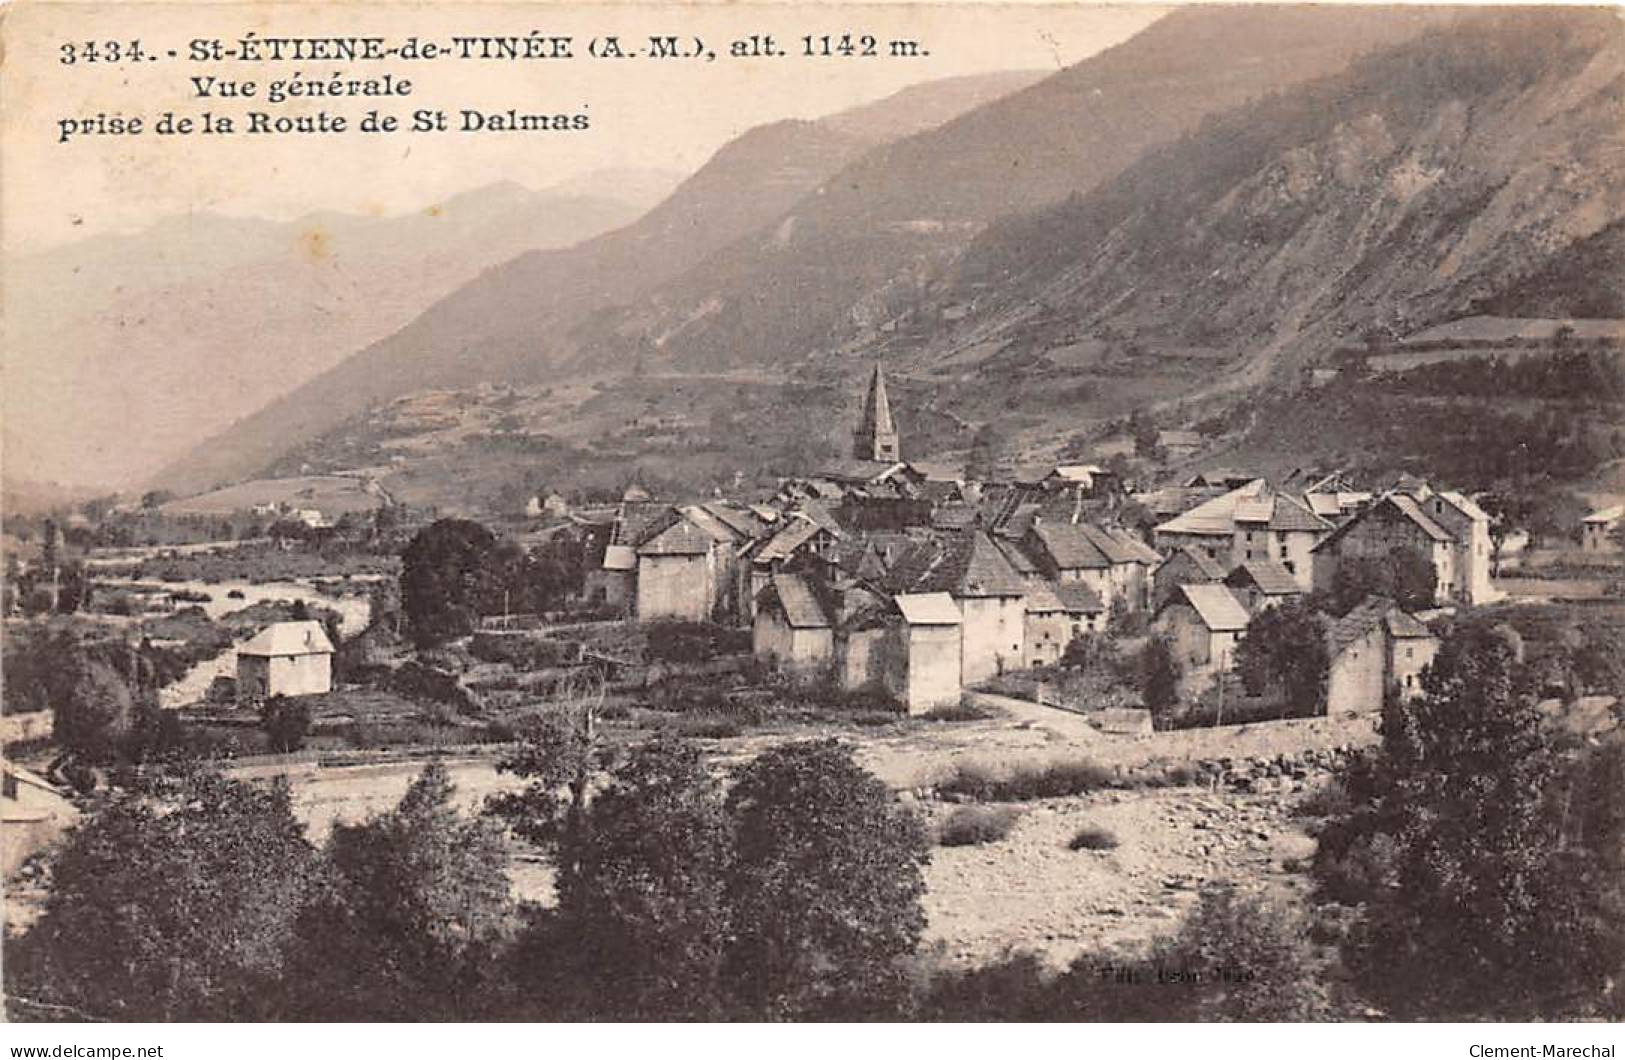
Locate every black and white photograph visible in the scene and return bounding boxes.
[1,0,1622,1037]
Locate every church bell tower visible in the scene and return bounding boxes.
[853,364,900,462]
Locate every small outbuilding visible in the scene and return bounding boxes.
[236,620,335,704]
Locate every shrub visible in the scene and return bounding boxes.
[1294,777,1351,819]
[937,759,1116,801]
[1068,825,1119,851]
[261,696,312,753]
[921,700,1001,723]
[937,806,1021,847]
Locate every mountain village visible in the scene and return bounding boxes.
[3,3,1623,1027]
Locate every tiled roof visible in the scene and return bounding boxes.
[1053,582,1106,614]
[1024,585,1065,614]
[637,519,715,556]
[612,502,677,547]
[1326,598,1391,655]
[815,458,906,485]
[760,574,831,629]
[891,531,1027,597]
[1226,559,1301,596]
[895,592,961,625]
[1386,495,1454,542]
[1175,545,1228,580]
[755,516,828,564]
[677,505,743,545]
[1385,610,1434,639]
[601,544,638,571]
[1437,490,1490,523]
[1172,584,1251,632]
[701,502,766,539]
[1104,526,1161,565]
[992,537,1041,576]
[1028,523,1111,570]
[1154,480,1269,537]
[1269,494,1333,533]
[239,620,335,657]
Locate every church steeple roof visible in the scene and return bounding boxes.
[854,364,900,461]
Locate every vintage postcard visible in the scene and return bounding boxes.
[2,0,1622,1034]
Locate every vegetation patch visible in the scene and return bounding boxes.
[1067,825,1120,851]
[937,806,1021,847]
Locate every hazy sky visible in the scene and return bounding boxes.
[1,2,1168,253]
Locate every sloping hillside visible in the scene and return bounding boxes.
[151,70,1051,495]
[921,8,1623,388]
[568,5,1448,373]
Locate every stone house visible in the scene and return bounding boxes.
[1324,598,1438,713]
[1153,480,1330,590]
[1023,582,1106,667]
[1152,545,1228,610]
[1154,584,1251,674]
[237,620,335,704]
[741,514,841,621]
[752,574,835,676]
[889,530,1027,685]
[1583,505,1622,553]
[1020,521,1155,614]
[1223,559,1305,614]
[1310,493,1460,606]
[889,592,963,713]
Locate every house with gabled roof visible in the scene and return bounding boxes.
[1324,597,1438,713]
[1154,584,1251,674]
[752,573,835,674]
[1023,581,1106,667]
[890,592,963,712]
[1152,544,1228,610]
[1310,490,1481,607]
[237,620,335,703]
[1224,559,1305,613]
[634,505,750,622]
[888,530,1027,684]
[1153,480,1331,590]
[1583,505,1623,553]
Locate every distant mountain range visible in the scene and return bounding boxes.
[5,170,688,491]
[147,6,1625,502]
[145,69,1048,495]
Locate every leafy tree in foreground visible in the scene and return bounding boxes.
[724,739,930,1019]
[293,761,513,1020]
[1327,621,1619,1018]
[261,695,312,753]
[552,736,733,1019]
[1233,598,1329,712]
[8,771,317,1021]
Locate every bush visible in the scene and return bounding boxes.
[261,696,312,753]
[670,712,743,739]
[1067,825,1119,851]
[921,700,1001,723]
[1294,777,1352,819]
[937,806,1021,847]
[937,759,1116,801]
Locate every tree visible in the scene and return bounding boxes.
[1324,547,1436,614]
[293,762,513,1019]
[1138,636,1182,723]
[261,696,312,753]
[8,771,317,1020]
[399,518,499,647]
[486,676,607,863]
[1328,621,1616,1018]
[1233,599,1329,712]
[724,739,930,1019]
[552,737,733,1018]
[1163,885,1330,1021]
[51,643,146,764]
